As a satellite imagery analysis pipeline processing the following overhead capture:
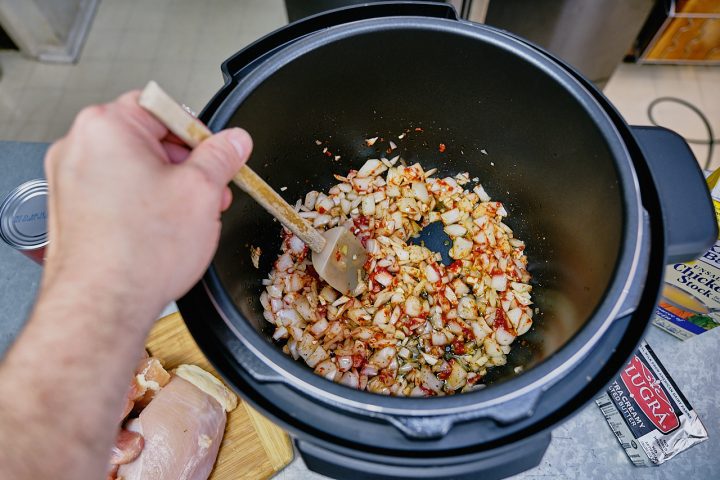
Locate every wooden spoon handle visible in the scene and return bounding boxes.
[138,81,326,253]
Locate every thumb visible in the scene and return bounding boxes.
[186,128,252,186]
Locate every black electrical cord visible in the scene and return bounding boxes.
[646,96,719,171]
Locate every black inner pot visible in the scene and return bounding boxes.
[209,19,630,407]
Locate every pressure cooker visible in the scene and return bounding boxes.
[177,3,717,479]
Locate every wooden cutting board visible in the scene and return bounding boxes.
[144,312,294,479]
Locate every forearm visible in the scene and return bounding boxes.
[0,267,160,479]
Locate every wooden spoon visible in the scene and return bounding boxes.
[138,81,367,296]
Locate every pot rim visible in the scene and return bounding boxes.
[201,16,645,417]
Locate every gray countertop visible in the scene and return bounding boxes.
[1,142,717,478]
[0,142,46,357]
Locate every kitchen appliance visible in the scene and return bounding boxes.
[176,3,717,479]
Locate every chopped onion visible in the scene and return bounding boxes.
[275,253,294,272]
[397,197,418,214]
[457,296,477,319]
[352,177,373,192]
[516,314,532,335]
[361,364,378,377]
[405,296,421,316]
[288,235,306,254]
[446,362,467,391]
[411,182,429,202]
[298,334,318,360]
[431,331,448,346]
[440,208,461,224]
[277,309,301,327]
[452,278,470,296]
[314,359,338,381]
[273,326,288,340]
[339,371,359,389]
[320,285,339,303]
[495,327,516,346]
[473,184,491,202]
[419,367,443,392]
[421,352,439,366]
[450,237,472,259]
[483,337,501,357]
[444,286,458,303]
[375,270,393,287]
[507,307,522,328]
[362,195,376,216]
[358,159,386,177]
[337,355,353,372]
[491,274,507,292]
[373,308,390,326]
[444,224,467,237]
[306,346,329,368]
[293,296,314,321]
[425,264,440,283]
[309,318,329,337]
[370,346,396,368]
[285,273,303,293]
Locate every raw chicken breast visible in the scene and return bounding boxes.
[120,357,170,422]
[110,426,144,465]
[117,376,227,480]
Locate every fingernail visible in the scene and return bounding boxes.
[228,129,247,158]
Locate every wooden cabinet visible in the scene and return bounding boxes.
[636,0,720,64]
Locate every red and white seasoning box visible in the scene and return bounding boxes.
[0,179,48,264]
[595,341,708,466]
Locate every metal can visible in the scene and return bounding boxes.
[0,179,49,264]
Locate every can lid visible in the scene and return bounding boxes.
[0,179,49,250]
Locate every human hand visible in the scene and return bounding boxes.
[42,91,252,319]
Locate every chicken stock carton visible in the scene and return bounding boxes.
[652,168,720,339]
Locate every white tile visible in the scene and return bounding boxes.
[126,4,168,32]
[0,121,14,140]
[185,62,224,107]
[116,31,162,61]
[55,91,107,128]
[147,61,190,100]
[0,88,22,121]
[107,60,154,94]
[91,0,132,31]
[6,121,50,142]
[1,0,289,148]
[62,61,114,93]
[45,121,73,142]
[191,32,247,66]
[154,28,200,62]
[164,3,206,34]
[646,99,712,144]
[697,66,720,107]
[80,30,125,61]
[604,63,657,100]
[0,53,35,90]
[27,62,73,90]
[15,88,64,122]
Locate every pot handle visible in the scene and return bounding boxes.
[295,432,550,480]
[631,126,717,263]
[219,2,458,81]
